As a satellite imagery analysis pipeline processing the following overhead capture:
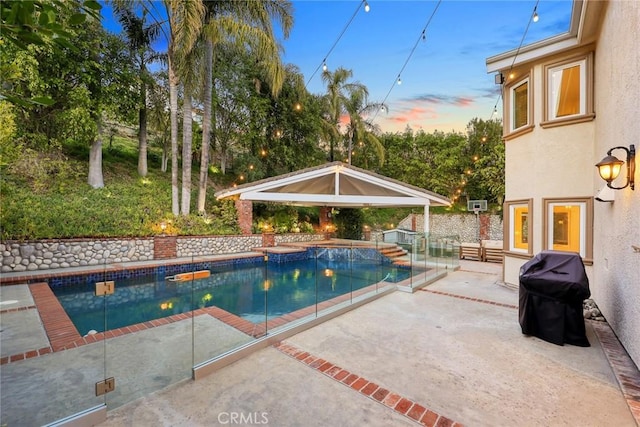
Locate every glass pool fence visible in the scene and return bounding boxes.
[0,235,459,426]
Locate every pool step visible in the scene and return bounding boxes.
[379,245,409,264]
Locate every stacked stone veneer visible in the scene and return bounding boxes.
[1,239,154,273]
[0,215,496,274]
[1,233,324,274]
[398,213,503,243]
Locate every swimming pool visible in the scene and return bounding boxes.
[52,253,412,336]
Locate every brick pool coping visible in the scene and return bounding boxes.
[0,280,392,365]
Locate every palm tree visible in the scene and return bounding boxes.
[165,0,205,215]
[110,0,204,214]
[195,0,293,214]
[112,4,163,177]
[343,87,385,167]
[320,67,367,162]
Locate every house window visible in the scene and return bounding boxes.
[504,199,532,256]
[548,59,586,120]
[542,52,594,127]
[511,79,529,131]
[543,198,593,261]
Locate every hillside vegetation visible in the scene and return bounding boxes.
[0,134,422,241]
[1,135,241,240]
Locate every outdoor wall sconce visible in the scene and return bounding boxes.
[595,144,635,190]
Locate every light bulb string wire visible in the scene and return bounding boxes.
[490,0,539,119]
[370,0,442,124]
[305,0,368,88]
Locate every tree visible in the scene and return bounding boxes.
[112,4,163,177]
[164,0,205,215]
[0,0,102,107]
[465,118,505,206]
[194,0,294,214]
[2,4,137,189]
[320,67,368,162]
[343,86,385,168]
[147,71,171,172]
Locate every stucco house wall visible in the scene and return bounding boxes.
[489,0,639,367]
[591,0,640,368]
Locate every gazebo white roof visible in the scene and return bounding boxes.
[214,161,450,208]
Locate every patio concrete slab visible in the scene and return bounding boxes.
[99,264,637,427]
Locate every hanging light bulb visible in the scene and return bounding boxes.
[493,106,498,114]
[532,7,539,22]
[364,1,370,12]
[322,61,327,72]
[397,76,402,85]
[422,31,426,42]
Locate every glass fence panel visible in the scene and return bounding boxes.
[0,263,108,426]
[99,257,193,411]
[193,253,267,366]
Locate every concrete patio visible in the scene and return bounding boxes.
[98,261,640,427]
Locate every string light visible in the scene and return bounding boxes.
[304,0,369,88]
[370,0,443,125]
[489,0,539,120]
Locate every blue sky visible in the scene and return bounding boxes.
[280,0,573,134]
[102,0,573,134]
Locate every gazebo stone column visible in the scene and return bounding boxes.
[319,206,331,231]
[235,199,253,235]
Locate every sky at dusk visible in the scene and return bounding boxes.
[280,0,573,134]
[102,0,574,135]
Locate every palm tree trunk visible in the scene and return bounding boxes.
[181,87,193,216]
[169,60,180,216]
[197,38,213,213]
[88,120,105,189]
[137,66,148,177]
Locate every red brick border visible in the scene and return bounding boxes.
[274,341,462,427]
[590,320,640,425]
[420,287,640,426]
[2,281,390,365]
[419,288,518,310]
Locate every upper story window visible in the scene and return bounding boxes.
[511,78,529,131]
[542,52,594,127]
[548,59,586,119]
[503,71,534,139]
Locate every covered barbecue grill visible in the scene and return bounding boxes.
[519,250,591,347]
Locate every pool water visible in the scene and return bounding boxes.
[52,257,411,335]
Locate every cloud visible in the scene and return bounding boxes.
[387,106,439,124]
[407,94,476,107]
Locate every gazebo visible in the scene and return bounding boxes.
[215,161,451,235]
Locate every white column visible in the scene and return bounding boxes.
[423,204,430,234]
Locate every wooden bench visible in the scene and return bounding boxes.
[481,240,503,263]
[459,243,481,260]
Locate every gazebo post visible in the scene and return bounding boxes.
[423,204,430,234]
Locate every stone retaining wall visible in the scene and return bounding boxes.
[0,214,499,274]
[0,233,323,274]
